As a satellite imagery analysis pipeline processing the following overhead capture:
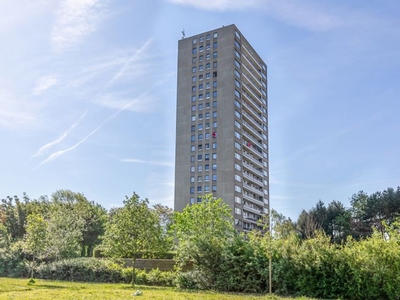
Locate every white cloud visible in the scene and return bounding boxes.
[0,89,37,129]
[33,75,58,95]
[119,158,173,167]
[37,100,134,168]
[166,0,342,31]
[51,0,108,52]
[94,93,156,113]
[32,110,87,157]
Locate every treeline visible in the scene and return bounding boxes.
[1,187,400,299]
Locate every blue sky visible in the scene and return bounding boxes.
[1,0,399,220]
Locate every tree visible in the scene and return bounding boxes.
[296,210,320,239]
[23,213,48,278]
[172,193,235,284]
[101,193,166,284]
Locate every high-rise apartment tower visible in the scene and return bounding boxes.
[174,24,269,231]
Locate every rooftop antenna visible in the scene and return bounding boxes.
[181,28,186,39]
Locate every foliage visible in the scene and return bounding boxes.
[101,193,168,284]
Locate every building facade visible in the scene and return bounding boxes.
[174,24,269,231]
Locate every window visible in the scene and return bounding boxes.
[191,146,195,152]
[206,73,210,79]
[212,142,217,149]
[199,45,203,52]
[235,174,241,182]
[198,104,203,110]
[199,35,204,42]
[235,163,241,171]
[199,94,203,100]
[191,135,195,142]
[234,79,241,88]
[212,185,217,191]
[191,105,196,112]
[205,153,210,160]
[192,76,196,82]
[205,143,210,149]
[212,164,217,170]
[191,95,196,102]
[235,49,240,59]
[213,61,217,68]
[206,44,210,50]
[192,67,196,73]
[190,197,195,204]
[213,121,217,128]
[235,110,241,118]
[213,32,218,38]
[213,81,217,88]
[190,166,195,172]
[234,40,241,49]
[235,141,241,150]
[190,155,195,162]
[235,185,242,193]
[235,30,241,40]
[205,132,210,139]
[192,57,196,64]
[198,144,203,150]
[197,197,202,203]
[197,175,202,182]
[213,111,217,118]
[212,153,217,160]
[213,51,217,58]
[213,101,217,108]
[206,53,210,60]
[213,91,217,98]
[206,63,210,69]
[197,186,202,192]
[199,55,203,62]
[199,65,204,71]
[191,125,195,131]
[235,60,241,69]
[198,165,202,172]
[235,131,241,139]
[213,71,217,78]
[206,92,210,99]
[205,164,210,171]
[198,134,203,140]
[235,207,242,215]
[192,48,197,54]
[213,42,217,49]
[212,174,217,181]
[198,124,203,130]
[190,176,195,183]
[235,196,242,204]
[205,102,210,109]
[193,38,197,44]
[199,74,203,80]
[234,69,241,78]
[199,83,203,90]
[192,86,196,92]
[198,113,203,120]
[235,152,241,160]
[205,186,209,192]
[205,112,210,119]
[235,120,241,128]
[206,82,210,89]
[235,100,241,108]
[206,34,210,40]
[212,131,217,138]
[190,187,194,194]
[205,175,210,181]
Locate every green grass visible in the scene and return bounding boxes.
[0,278,313,300]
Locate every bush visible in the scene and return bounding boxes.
[0,247,29,278]
[176,270,210,290]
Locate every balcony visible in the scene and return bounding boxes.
[242,131,262,149]
[242,45,262,70]
[243,171,263,185]
[243,204,263,215]
[242,110,263,131]
[242,102,263,124]
[243,183,264,197]
[243,193,264,205]
[242,151,263,168]
[242,65,262,95]
[242,90,262,114]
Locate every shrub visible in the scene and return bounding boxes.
[176,270,210,290]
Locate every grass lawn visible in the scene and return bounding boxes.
[0,278,313,300]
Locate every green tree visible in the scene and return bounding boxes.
[23,213,48,278]
[101,193,166,284]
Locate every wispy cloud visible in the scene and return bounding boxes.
[32,110,87,158]
[37,101,133,168]
[166,0,342,31]
[51,0,108,52]
[0,88,36,129]
[33,75,58,95]
[119,158,173,167]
